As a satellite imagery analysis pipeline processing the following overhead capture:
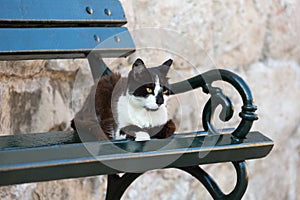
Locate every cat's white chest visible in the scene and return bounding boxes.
[117,95,168,129]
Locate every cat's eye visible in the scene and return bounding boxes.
[146,88,153,93]
[163,89,169,94]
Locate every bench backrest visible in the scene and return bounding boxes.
[0,0,135,61]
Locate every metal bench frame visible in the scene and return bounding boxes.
[0,1,273,199]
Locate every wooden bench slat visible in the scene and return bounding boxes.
[0,131,273,186]
[0,0,127,27]
[0,131,80,150]
[0,27,135,60]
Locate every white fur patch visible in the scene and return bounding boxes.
[154,76,161,96]
[113,76,169,140]
[134,131,150,141]
[117,94,168,128]
[114,129,127,140]
[115,94,168,141]
[139,76,161,111]
[143,95,158,110]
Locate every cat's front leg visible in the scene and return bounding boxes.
[120,125,150,141]
[149,120,176,139]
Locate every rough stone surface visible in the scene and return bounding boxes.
[1,0,300,199]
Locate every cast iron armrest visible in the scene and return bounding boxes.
[170,69,258,142]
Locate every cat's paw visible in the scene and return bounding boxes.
[135,131,150,141]
[115,134,127,140]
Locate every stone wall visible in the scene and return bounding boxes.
[1,0,299,199]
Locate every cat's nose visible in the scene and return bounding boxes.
[156,96,164,106]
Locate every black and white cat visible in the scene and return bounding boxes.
[71,58,176,141]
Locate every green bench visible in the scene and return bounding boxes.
[0,1,273,199]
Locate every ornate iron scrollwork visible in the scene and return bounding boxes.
[106,161,248,200]
[180,161,248,200]
[170,69,258,142]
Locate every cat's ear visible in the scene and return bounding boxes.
[131,58,149,80]
[162,59,173,67]
[161,59,173,75]
[132,58,145,68]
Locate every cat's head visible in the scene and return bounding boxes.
[127,58,173,111]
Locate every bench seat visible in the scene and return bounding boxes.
[0,130,273,186]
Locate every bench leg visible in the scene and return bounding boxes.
[105,161,248,200]
[106,173,142,200]
[180,161,248,200]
